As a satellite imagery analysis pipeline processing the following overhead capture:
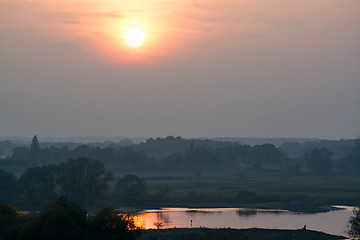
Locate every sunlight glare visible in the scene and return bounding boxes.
[124,28,145,47]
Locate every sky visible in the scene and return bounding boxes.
[1,0,359,140]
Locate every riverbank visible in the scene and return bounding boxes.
[155,202,343,213]
[118,204,348,215]
[138,228,347,240]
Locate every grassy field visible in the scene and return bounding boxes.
[105,164,360,211]
[2,163,360,211]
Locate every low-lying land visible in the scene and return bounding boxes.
[1,136,360,213]
[107,164,360,212]
[139,228,347,240]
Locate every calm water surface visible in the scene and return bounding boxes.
[132,206,354,237]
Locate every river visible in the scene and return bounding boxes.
[132,206,355,237]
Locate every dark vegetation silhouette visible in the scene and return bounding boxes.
[304,148,333,175]
[347,207,360,238]
[0,157,169,210]
[1,199,346,240]
[0,196,139,240]
[1,135,358,175]
[1,136,358,240]
[0,135,359,211]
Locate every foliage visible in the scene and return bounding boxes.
[57,157,113,207]
[153,184,172,205]
[339,138,360,174]
[0,203,26,240]
[279,139,355,160]
[0,169,17,203]
[1,136,360,212]
[184,144,220,165]
[19,196,88,240]
[247,144,286,163]
[135,136,237,160]
[116,174,148,206]
[348,207,360,238]
[88,207,139,240]
[114,147,153,166]
[1,197,139,240]
[304,148,333,175]
[17,165,57,209]
[153,222,164,229]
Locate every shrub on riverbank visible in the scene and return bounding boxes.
[0,197,140,240]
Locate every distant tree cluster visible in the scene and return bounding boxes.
[0,196,140,240]
[1,136,360,208]
[8,144,152,167]
[302,137,360,176]
[338,137,360,174]
[1,157,113,209]
[304,148,333,175]
[1,157,170,210]
[4,136,289,169]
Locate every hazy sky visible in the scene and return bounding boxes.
[1,0,359,139]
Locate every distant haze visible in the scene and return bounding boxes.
[1,0,359,139]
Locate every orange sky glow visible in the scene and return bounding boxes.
[1,0,359,139]
[3,0,358,64]
[2,0,210,63]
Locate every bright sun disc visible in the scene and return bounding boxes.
[124,29,145,47]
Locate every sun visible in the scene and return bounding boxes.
[124,28,145,47]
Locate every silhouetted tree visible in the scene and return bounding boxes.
[247,144,286,163]
[340,137,360,174]
[17,165,57,209]
[304,148,333,175]
[114,147,151,166]
[56,157,113,207]
[88,207,139,240]
[185,145,219,165]
[153,184,172,205]
[0,169,17,204]
[115,175,147,206]
[348,207,360,238]
[0,203,27,240]
[19,196,88,240]
[153,222,164,229]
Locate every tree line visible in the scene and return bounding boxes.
[0,157,169,210]
[3,136,291,168]
[3,135,359,175]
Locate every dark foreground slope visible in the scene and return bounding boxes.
[139,228,347,240]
